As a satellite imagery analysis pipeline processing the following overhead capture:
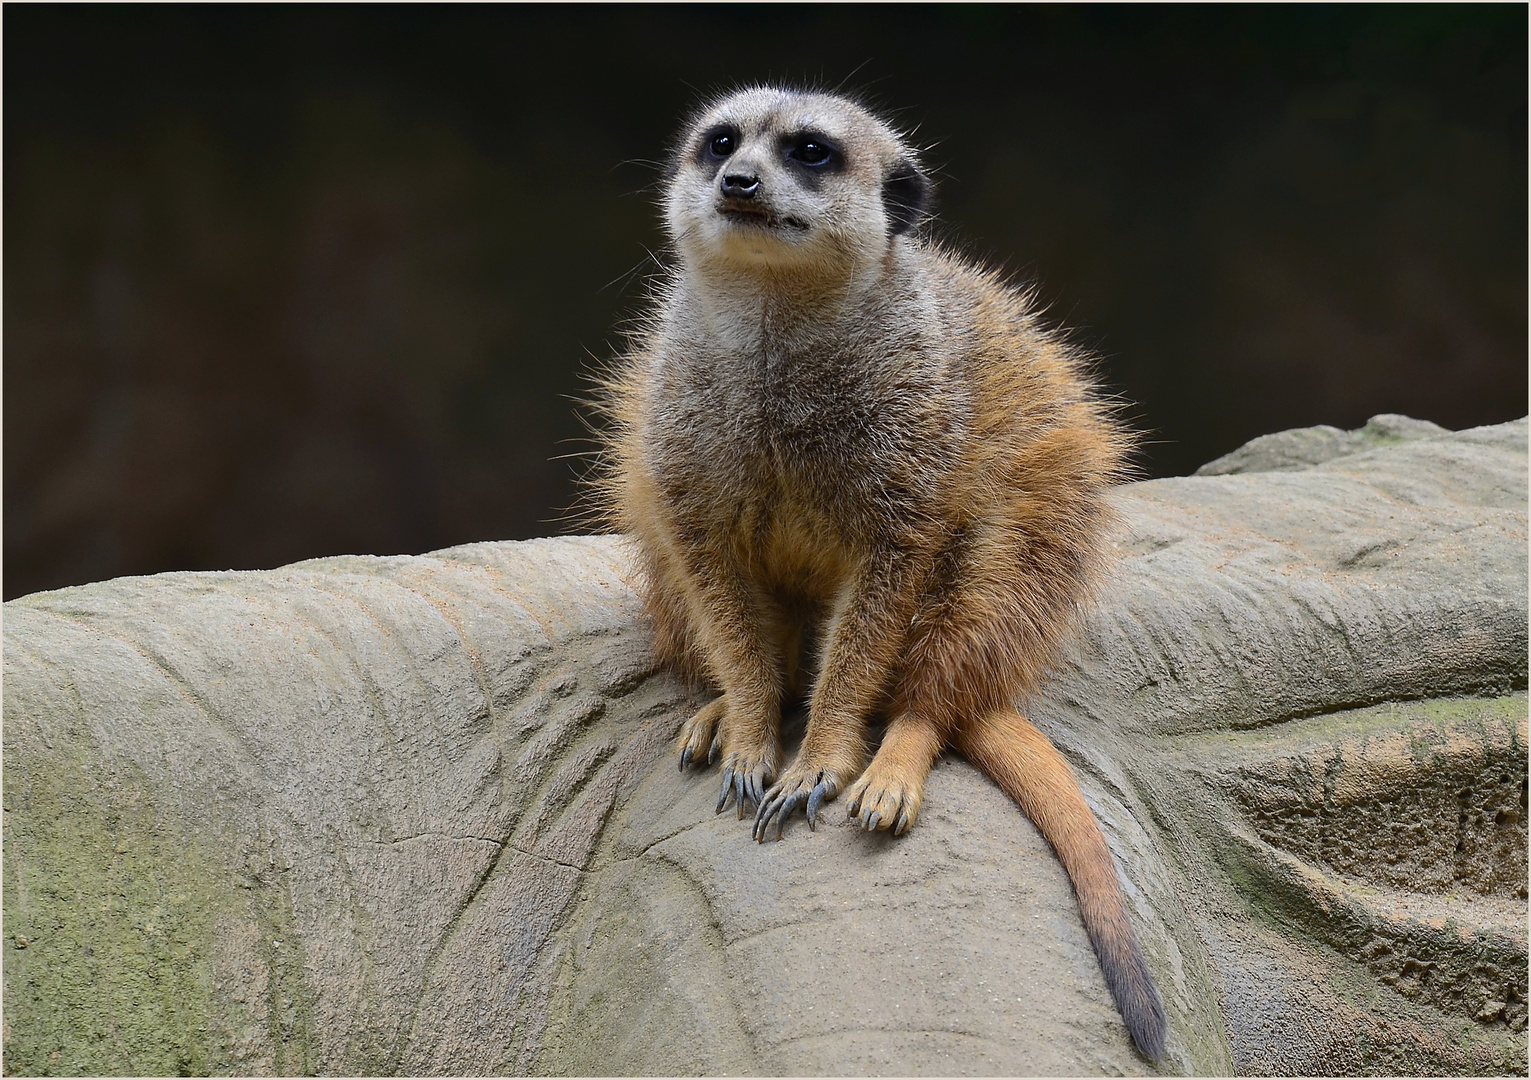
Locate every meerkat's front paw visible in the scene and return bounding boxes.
[716,745,779,819]
[753,759,851,841]
[676,694,781,817]
[844,766,925,836]
[677,696,726,771]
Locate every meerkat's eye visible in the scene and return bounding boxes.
[790,140,832,166]
[783,133,841,172]
[707,131,736,158]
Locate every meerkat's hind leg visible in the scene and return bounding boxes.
[844,713,944,835]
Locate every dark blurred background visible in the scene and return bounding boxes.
[6,5,1526,600]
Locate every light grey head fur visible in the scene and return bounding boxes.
[664,87,931,292]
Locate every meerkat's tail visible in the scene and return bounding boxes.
[953,707,1168,1061]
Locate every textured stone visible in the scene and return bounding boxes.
[4,416,1525,1075]
[1193,412,1449,475]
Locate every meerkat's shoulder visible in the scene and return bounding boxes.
[890,239,1063,354]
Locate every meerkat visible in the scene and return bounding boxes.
[593,86,1167,1060]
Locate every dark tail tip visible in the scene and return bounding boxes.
[1098,931,1168,1061]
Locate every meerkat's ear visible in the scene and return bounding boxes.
[883,157,931,236]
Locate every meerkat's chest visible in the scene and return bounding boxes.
[668,341,923,454]
[644,332,970,543]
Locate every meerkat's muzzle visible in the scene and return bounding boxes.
[716,172,777,227]
[716,197,770,221]
[720,172,760,199]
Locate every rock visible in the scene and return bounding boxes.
[4,416,1525,1075]
[1194,413,1449,475]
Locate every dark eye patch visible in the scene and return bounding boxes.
[781,130,843,188]
[695,124,739,166]
[690,123,740,181]
[788,138,833,165]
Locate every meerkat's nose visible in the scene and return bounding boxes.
[720,173,761,199]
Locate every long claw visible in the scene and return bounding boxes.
[774,791,806,840]
[864,809,880,831]
[754,805,772,843]
[679,746,692,772]
[806,781,828,830]
[707,737,721,765]
[790,792,807,831]
[716,769,735,814]
[894,809,910,835]
[735,769,748,819]
[754,787,788,842]
[752,793,775,842]
[845,790,863,817]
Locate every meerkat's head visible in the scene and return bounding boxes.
[664,87,930,280]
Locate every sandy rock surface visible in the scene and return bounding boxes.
[4,416,1525,1075]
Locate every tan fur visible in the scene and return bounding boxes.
[591,86,1167,1059]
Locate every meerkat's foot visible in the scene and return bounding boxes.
[677,695,727,771]
[843,766,926,836]
[843,717,940,835]
[753,758,851,842]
